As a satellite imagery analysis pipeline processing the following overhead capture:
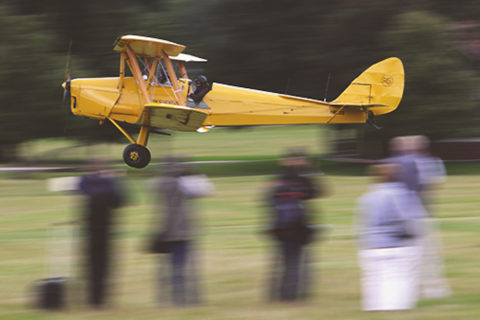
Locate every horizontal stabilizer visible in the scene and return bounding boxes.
[278,94,330,105]
[328,102,389,108]
[279,94,388,109]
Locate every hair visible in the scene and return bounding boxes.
[370,163,401,183]
[410,135,430,152]
[389,136,406,154]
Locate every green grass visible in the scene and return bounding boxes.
[1,172,479,319]
[10,124,480,179]
[18,125,328,164]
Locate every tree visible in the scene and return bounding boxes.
[359,11,480,157]
[0,1,183,162]
[0,5,65,161]
[1,1,479,162]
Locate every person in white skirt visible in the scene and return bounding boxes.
[356,164,426,311]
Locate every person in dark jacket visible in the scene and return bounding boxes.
[78,159,124,308]
[188,75,212,104]
[266,151,321,302]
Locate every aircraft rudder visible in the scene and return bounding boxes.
[332,57,405,115]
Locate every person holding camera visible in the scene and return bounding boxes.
[265,151,321,302]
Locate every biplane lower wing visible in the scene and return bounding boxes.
[141,103,208,132]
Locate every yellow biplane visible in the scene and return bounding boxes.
[62,35,404,168]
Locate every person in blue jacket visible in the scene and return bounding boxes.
[356,163,425,311]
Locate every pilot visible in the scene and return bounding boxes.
[188,75,212,103]
[158,68,168,84]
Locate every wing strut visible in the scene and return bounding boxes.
[125,46,152,105]
[125,46,152,146]
[162,51,185,106]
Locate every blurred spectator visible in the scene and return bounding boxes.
[265,150,322,302]
[150,156,213,306]
[386,135,451,299]
[411,135,447,204]
[78,159,125,308]
[356,164,425,311]
[410,135,451,299]
[384,136,421,193]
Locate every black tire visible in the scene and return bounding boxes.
[123,144,151,168]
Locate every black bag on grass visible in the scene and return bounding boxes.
[34,277,67,310]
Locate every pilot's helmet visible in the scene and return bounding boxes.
[194,75,208,87]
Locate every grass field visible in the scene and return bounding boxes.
[1,169,480,319]
[18,125,328,163]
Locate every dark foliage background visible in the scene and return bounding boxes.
[1,0,479,160]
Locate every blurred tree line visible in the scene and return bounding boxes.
[1,0,479,161]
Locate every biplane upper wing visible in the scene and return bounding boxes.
[140,103,208,132]
[114,35,185,57]
[169,53,207,63]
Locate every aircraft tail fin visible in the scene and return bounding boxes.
[332,57,404,116]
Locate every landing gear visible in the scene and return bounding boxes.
[123,144,151,168]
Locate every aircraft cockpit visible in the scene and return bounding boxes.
[131,51,210,107]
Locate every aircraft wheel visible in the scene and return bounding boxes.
[123,144,151,168]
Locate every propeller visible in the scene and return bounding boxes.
[62,41,72,105]
[62,41,73,135]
